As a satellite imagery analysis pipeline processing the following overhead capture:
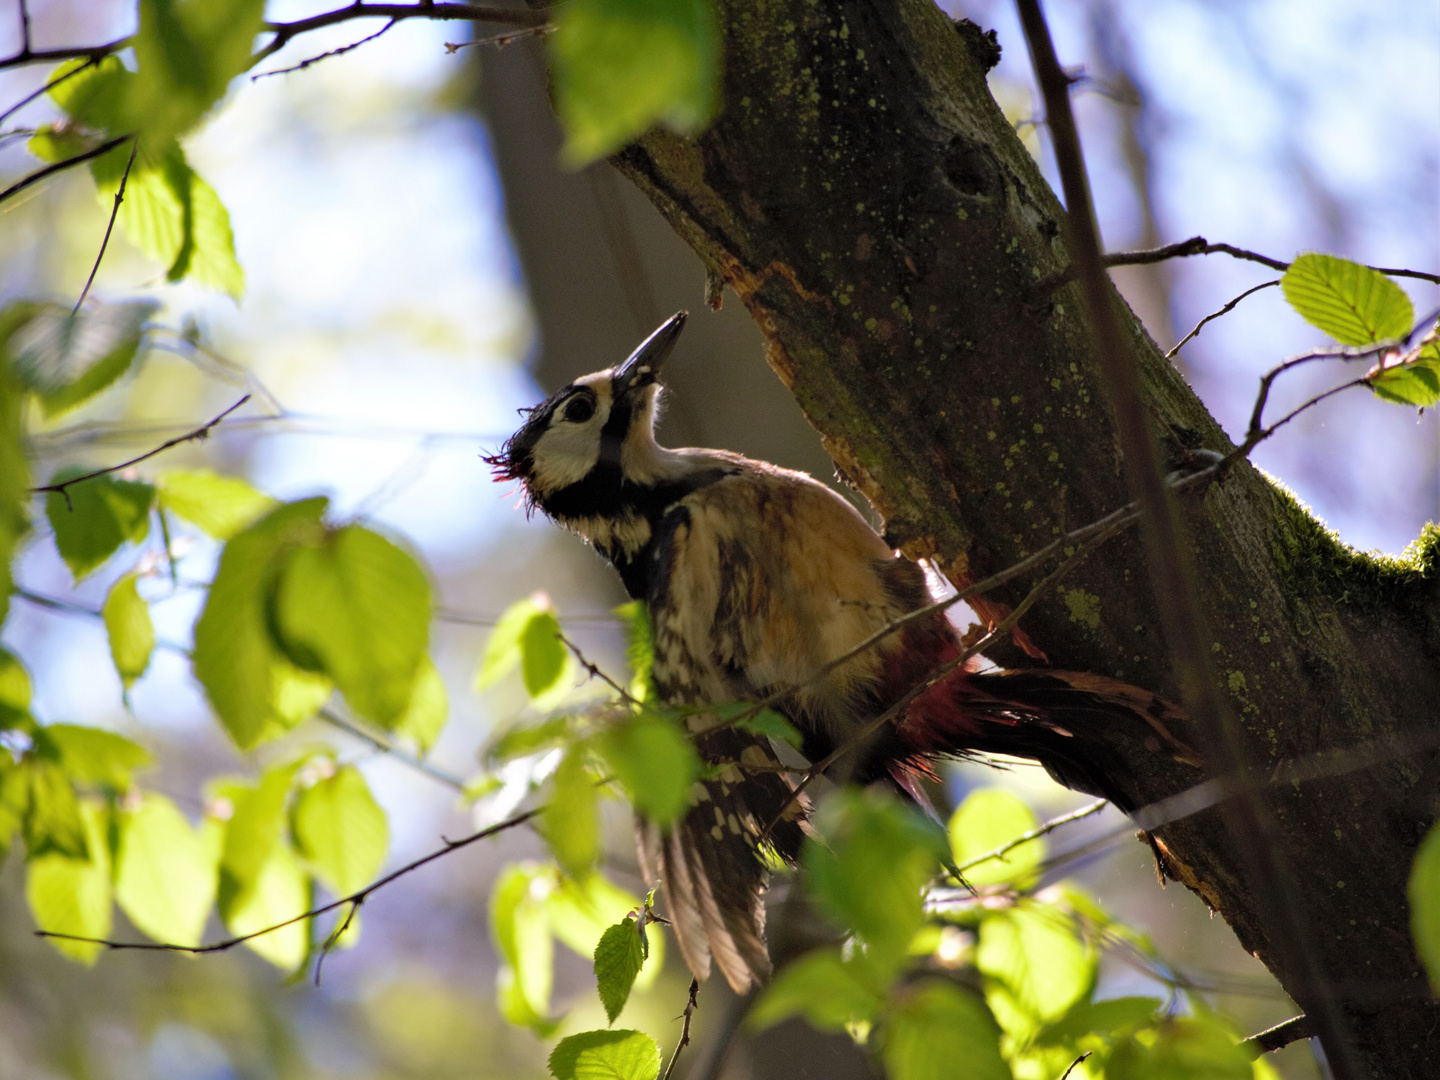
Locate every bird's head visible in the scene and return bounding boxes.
[484,311,689,514]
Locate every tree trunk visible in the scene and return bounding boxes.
[605,0,1440,1074]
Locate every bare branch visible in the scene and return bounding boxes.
[0,35,129,73]
[32,396,252,501]
[557,629,641,707]
[954,799,1108,875]
[73,138,137,314]
[35,806,542,957]
[0,56,99,125]
[660,978,700,1080]
[251,18,398,80]
[1243,1014,1315,1055]
[1165,280,1279,359]
[0,132,131,207]
[444,24,554,54]
[255,2,551,63]
[316,706,468,791]
[1105,235,1440,284]
[1058,1052,1092,1080]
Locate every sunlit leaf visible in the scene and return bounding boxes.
[218,762,300,919]
[594,917,648,1023]
[477,596,547,690]
[546,872,663,987]
[39,723,151,788]
[46,57,135,132]
[19,759,88,859]
[1108,1014,1253,1080]
[193,497,327,748]
[222,836,310,970]
[521,607,567,698]
[115,792,220,948]
[883,981,1011,1080]
[1036,995,1163,1046]
[948,788,1043,888]
[596,714,698,824]
[749,948,884,1033]
[551,0,719,166]
[735,708,804,750]
[976,907,1095,1038]
[391,655,448,754]
[544,749,600,879]
[548,1029,661,1080]
[1281,254,1414,346]
[491,862,557,1031]
[44,470,155,582]
[272,524,432,729]
[291,764,389,897]
[0,647,33,725]
[157,468,276,539]
[27,800,112,964]
[1371,333,1440,409]
[1409,820,1440,993]
[7,300,156,416]
[103,573,156,687]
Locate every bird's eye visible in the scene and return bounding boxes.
[562,394,596,423]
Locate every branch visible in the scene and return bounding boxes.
[35,806,542,956]
[0,132,131,207]
[73,138,137,314]
[31,395,251,503]
[0,35,129,73]
[1165,280,1279,359]
[1242,1015,1315,1055]
[1104,235,1440,284]
[1058,1052,1092,1080]
[1015,4,1362,1076]
[660,977,700,1080]
[251,18,398,80]
[255,2,551,63]
[954,799,1108,875]
[316,706,467,791]
[557,630,641,707]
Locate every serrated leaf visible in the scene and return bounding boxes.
[44,470,155,582]
[491,862,556,1030]
[157,468,276,539]
[546,873,662,986]
[976,907,1095,1039]
[391,655,448,753]
[1281,254,1414,346]
[38,723,151,788]
[272,524,432,728]
[548,1029,661,1080]
[20,759,88,859]
[7,300,156,416]
[1371,334,1440,409]
[594,918,648,1023]
[1409,821,1440,993]
[27,800,112,964]
[544,749,600,879]
[596,715,698,824]
[193,498,327,748]
[551,0,719,167]
[948,788,1043,888]
[749,948,884,1033]
[291,765,388,897]
[103,573,156,686]
[115,792,220,948]
[883,981,1011,1080]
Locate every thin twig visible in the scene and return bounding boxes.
[31,396,251,500]
[1058,1051,1092,1080]
[18,0,32,52]
[954,799,1108,874]
[1016,5,1360,1076]
[252,18,397,80]
[313,900,361,985]
[0,35,128,72]
[254,2,551,63]
[0,55,100,124]
[1165,280,1278,359]
[1242,1014,1315,1055]
[1104,235,1440,284]
[660,977,700,1080]
[0,132,131,207]
[557,630,641,707]
[444,23,554,53]
[316,707,467,791]
[35,806,542,956]
[72,138,136,314]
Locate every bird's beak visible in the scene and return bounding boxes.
[613,311,688,397]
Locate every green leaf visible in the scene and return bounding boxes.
[0,325,27,624]
[1371,332,1440,409]
[1281,254,1414,346]
[615,600,655,701]
[749,948,884,1033]
[1108,1015,1253,1080]
[1409,820,1440,993]
[222,835,310,970]
[735,708,804,750]
[272,524,432,728]
[596,714,698,825]
[19,759,88,859]
[193,497,327,748]
[0,647,33,723]
[883,981,1011,1080]
[948,788,1043,888]
[490,714,573,762]
[544,749,601,879]
[548,1029,661,1080]
[7,300,156,416]
[157,468,276,539]
[491,862,557,1030]
[594,917,648,1023]
[551,0,719,166]
[804,789,948,968]
[975,907,1095,1038]
[546,872,662,985]
[44,470,155,582]
[25,124,94,163]
[1036,996,1164,1046]
[103,573,156,687]
[47,57,135,132]
[477,596,546,689]
[391,655,449,754]
[39,723,151,788]
[291,764,389,897]
[27,800,113,964]
[522,609,567,698]
[115,792,220,948]
[217,763,309,969]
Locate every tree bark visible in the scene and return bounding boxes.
[605,0,1440,1074]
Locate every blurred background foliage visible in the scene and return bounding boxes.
[0,0,1435,1078]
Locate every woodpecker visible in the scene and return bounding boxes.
[487,312,1195,994]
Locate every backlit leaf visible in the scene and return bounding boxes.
[157,468,276,540]
[976,907,1095,1038]
[1371,332,1440,409]
[291,764,388,897]
[521,608,566,698]
[20,759,87,859]
[544,749,600,879]
[27,799,113,963]
[0,647,32,724]
[1108,1014,1253,1080]
[547,872,663,987]
[491,862,557,1030]
[1036,995,1163,1046]
[272,524,432,728]
[548,1029,661,1080]
[594,917,648,1023]
[735,708,804,749]
[883,981,1011,1080]
[7,300,155,416]
[218,762,300,919]
[948,788,1043,888]
[391,655,449,753]
[47,57,135,132]
[222,836,309,970]
[103,573,155,686]
[44,470,155,581]
[1281,254,1414,346]
[477,596,546,689]
[551,0,719,166]
[39,723,151,788]
[749,948,884,1033]
[115,792,220,948]
[596,714,698,824]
